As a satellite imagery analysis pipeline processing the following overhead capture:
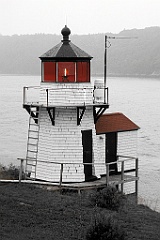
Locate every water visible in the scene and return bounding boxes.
[0,75,160,212]
[0,75,40,166]
[107,77,160,212]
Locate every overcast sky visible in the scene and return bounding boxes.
[0,0,160,35]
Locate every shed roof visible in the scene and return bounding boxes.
[96,112,140,134]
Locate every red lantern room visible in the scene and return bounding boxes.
[40,25,92,83]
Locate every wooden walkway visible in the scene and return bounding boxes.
[56,174,138,193]
[6,173,137,193]
[17,156,139,195]
[0,173,139,197]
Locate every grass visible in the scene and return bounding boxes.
[86,215,126,240]
[90,186,126,211]
[0,163,19,180]
[0,183,160,240]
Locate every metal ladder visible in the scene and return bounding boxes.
[25,106,40,179]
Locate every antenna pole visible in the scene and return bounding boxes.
[104,35,107,104]
[103,35,137,104]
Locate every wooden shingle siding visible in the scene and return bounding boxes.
[117,131,138,171]
[39,83,93,106]
[117,131,138,194]
[118,131,138,156]
[35,106,100,182]
[123,181,136,194]
[96,131,138,176]
[96,134,106,176]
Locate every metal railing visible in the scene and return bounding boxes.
[23,86,109,106]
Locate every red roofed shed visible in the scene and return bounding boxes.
[95,112,139,173]
[96,112,140,134]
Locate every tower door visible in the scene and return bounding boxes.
[82,130,93,181]
[106,132,118,173]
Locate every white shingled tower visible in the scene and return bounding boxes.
[23,26,109,182]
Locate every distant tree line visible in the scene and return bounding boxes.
[0,27,160,77]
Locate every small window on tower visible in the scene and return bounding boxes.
[43,62,56,82]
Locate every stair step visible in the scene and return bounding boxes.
[28,143,38,146]
[26,157,37,160]
[29,130,38,132]
[27,150,38,153]
[28,137,38,140]
[26,163,36,167]
[29,130,39,133]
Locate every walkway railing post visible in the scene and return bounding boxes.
[106,164,110,185]
[135,158,139,198]
[46,89,49,107]
[121,161,124,194]
[19,159,24,184]
[23,87,26,105]
[106,87,109,105]
[59,163,63,188]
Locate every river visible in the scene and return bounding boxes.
[0,75,160,212]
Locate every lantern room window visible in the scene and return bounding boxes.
[43,62,56,82]
[77,62,90,82]
[58,62,75,82]
[43,61,90,83]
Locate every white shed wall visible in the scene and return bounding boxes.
[96,130,138,178]
[117,131,138,172]
[117,131,138,157]
[117,131,138,194]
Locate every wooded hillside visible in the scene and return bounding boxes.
[0,27,160,77]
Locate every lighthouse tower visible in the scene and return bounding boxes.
[23,26,109,182]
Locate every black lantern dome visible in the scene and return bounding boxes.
[40,26,92,83]
[40,25,92,59]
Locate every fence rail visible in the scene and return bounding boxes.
[23,85,109,106]
[17,156,138,195]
